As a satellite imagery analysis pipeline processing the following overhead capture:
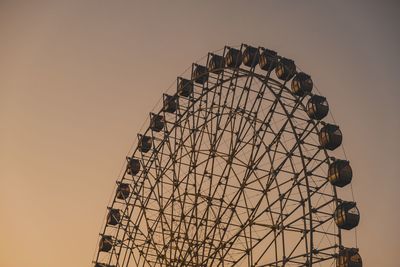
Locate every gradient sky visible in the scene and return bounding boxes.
[0,1,399,266]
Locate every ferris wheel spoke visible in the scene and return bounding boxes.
[203,85,290,264]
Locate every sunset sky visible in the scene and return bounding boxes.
[0,1,399,266]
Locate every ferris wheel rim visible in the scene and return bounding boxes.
[94,44,360,267]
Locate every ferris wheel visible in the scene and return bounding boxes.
[93,44,362,267]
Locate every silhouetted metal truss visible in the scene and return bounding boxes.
[93,45,361,267]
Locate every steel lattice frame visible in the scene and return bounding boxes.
[94,45,349,267]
